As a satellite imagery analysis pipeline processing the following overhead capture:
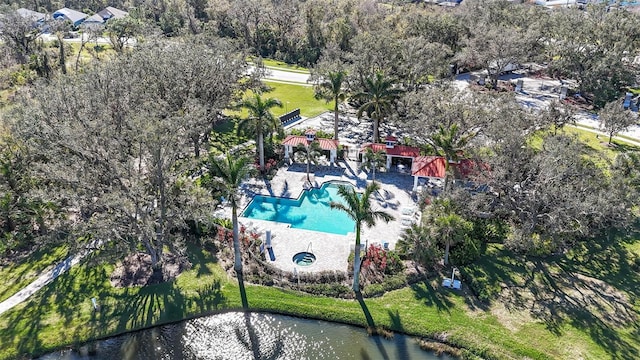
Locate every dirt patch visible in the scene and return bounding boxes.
[110,252,190,287]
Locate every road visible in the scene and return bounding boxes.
[39,32,136,46]
[247,65,311,85]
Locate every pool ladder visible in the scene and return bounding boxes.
[307,242,313,254]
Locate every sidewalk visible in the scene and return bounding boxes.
[0,241,99,316]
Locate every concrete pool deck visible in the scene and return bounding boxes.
[216,156,418,274]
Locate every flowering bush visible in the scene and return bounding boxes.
[362,244,404,275]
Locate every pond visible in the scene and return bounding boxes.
[40,312,455,360]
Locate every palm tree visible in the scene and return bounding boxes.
[237,93,283,172]
[330,182,394,292]
[314,70,348,140]
[352,72,403,143]
[397,223,439,266]
[360,147,387,183]
[294,141,323,185]
[428,198,472,266]
[429,124,476,192]
[207,152,253,308]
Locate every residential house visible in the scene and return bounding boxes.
[16,8,47,26]
[97,6,129,21]
[82,13,105,29]
[52,8,88,27]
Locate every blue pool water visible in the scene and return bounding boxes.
[242,182,356,235]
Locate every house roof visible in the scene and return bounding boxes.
[385,136,397,142]
[411,156,446,178]
[84,14,104,24]
[282,135,339,151]
[361,143,420,158]
[98,6,129,20]
[16,8,46,22]
[53,8,88,24]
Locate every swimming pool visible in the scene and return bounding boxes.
[242,182,356,235]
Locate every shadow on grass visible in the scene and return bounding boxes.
[410,280,454,313]
[465,238,640,360]
[0,259,227,358]
[610,140,640,153]
[187,243,215,278]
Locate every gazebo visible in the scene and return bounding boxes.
[410,156,446,191]
[282,129,340,165]
[360,136,420,171]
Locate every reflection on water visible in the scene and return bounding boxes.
[40,312,453,360]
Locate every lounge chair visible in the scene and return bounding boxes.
[401,217,415,227]
[401,206,416,216]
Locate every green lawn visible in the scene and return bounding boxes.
[264,81,332,118]
[250,58,310,73]
[0,244,69,303]
[1,239,638,360]
[227,81,332,119]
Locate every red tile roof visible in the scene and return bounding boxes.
[411,156,446,178]
[282,135,339,150]
[361,143,420,158]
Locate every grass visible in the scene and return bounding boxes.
[1,238,639,360]
[462,241,640,359]
[0,244,69,303]
[263,81,332,118]
[250,57,309,73]
[528,126,640,167]
[226,81,332,119]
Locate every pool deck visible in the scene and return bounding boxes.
[215,112,419,274]
[225,163,417,274]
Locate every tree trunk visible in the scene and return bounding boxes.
[373,116,380,143]
[75,37,87,72]
[609,132,613,145]
[192,134,201,158]
[334,100,339,140]
[58,34,66,75]
[258,132,265,172]
[232,206,243,273]
[306,149,311,183]
[353,225,362,292]
[444,240,450,265]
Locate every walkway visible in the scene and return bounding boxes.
[0,242,98,316]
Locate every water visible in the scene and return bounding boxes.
[292,252,317,266]
[40,312,454,360]
[242,182,356,235]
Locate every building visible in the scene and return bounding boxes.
[82,13,105,29]
[282,130,340,165]
[52,8,88,27]
[360,136,421,172]
[16,8,47,25]
[97,6,129,21]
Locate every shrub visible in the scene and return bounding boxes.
[302,283,351,297]
[362,244,404,275]
[450,236,482,266]
[289,128,334,139]
[362,274,408,297]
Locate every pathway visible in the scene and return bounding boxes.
[0,242,98,316]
